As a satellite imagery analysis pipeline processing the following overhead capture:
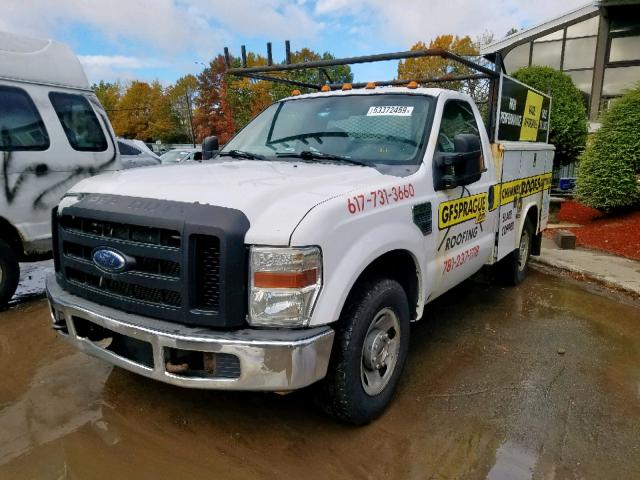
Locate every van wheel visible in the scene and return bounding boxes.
[498,219,534,286]
[316,277,410,425]
[0,239,20,306]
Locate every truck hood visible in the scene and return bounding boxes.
[68,159,385,244]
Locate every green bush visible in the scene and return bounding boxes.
[576,84,640,211]
[512,66,587,165]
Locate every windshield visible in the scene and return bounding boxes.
[160,150,192,164]
[220,94,434,165]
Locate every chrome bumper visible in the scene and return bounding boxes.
[46,274,334,391]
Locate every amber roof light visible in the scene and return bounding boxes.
[321,85,331,92]
[407,81,418,89]
[291,89,301,96]
[341,83,352,91]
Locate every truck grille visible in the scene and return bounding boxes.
[53,195,249,328]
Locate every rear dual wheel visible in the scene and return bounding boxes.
[497,219,534,286]
[317,277,410,425]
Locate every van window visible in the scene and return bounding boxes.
[0,86,50,151]
[117,140,142,156]
[49,92,108,152]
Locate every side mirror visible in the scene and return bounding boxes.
[202,135,219,160]
[434,134,484,190]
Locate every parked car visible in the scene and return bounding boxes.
[160,147,202,164]
[117,138,161,169]
[0,30,120,305]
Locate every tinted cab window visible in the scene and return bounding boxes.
[0,86,49,151]
[49,92,107,152]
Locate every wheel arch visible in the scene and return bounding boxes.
[521,203,541,255]
[0,216,24,258]
[339,249,422,322]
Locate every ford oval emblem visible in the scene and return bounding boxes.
[92,247,127,273]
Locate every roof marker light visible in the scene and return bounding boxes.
[321,84,331,92]
[365,82,376,89]
[291,89,301,96]
[341,83,352,91]
[407,81,418,89]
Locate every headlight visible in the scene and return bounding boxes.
[249,246,322,328]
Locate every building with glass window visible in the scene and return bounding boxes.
[481,1,640,121]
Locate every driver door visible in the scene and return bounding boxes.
[431,98,497,297]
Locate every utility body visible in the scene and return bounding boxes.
[47,49,553,423]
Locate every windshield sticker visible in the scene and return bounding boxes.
[366,106,414,117]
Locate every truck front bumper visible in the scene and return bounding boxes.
[46,274,334,391]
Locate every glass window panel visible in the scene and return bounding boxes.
[534,29,564,42]
[566,16,599,38]
[609,36,640,62]
[0,86,50,151]
[610,18,640,35]
[563,37,597,70]
[504,43,530,73]
[602,66,640,96]
[532,41,562,69]
[49,93,107,152]
[565,69,593,108]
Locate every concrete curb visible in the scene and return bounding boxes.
[531,245,640,298]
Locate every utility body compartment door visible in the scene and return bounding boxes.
[494,142,554,262]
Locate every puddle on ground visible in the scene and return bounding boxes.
[487,441,537,480]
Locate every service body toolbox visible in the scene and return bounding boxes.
[47,47,553,424]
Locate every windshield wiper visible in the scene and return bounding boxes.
[276,150,367,167]
[217,149,266,160]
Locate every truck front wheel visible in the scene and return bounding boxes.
[317,277,410,425]
[0,239,20,307]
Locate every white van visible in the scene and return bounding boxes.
[0,31,120,304]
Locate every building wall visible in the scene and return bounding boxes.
[499,5,640,120]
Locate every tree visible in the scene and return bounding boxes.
[398,35,491,118]
[92,81,121,122]
[505,27,519,37]
[576,84,640,211]
[111,80,172,142]
[397,35,478,90]
[167,74,198,145]
[512,66,587,166]
[193,55,236,144]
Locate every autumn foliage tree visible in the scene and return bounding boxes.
[193,55,236,144]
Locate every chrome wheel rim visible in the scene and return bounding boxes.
[361,307,401,396]
[518,229,530,272]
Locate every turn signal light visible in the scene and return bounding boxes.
[254,269,318,288]
[321,84,331,92]
[342,83,352,90]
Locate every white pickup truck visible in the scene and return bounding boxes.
[47,49,553,424]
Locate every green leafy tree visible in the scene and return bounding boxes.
[576,84,640,211]
[167,74,198,144]
[513,66,587,166]
[92,81,122,122]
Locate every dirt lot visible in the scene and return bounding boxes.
[0,270,639,479]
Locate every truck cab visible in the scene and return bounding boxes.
[46,49,553,424]
[0,31,120,305]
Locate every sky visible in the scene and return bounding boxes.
[2,0,590,86]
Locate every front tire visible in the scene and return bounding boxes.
[497,219,533,286]
[317,277,410,425]
[0,239,20,306]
